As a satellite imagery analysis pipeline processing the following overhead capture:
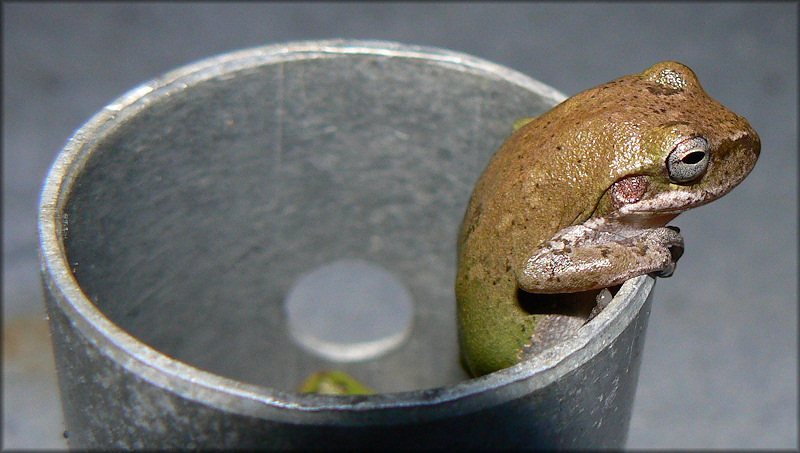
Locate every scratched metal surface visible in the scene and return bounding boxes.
[3,3,797,449]
[53,43,562,395]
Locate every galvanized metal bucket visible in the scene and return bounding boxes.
[38,40,654,449]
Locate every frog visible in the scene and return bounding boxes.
[456,61,760,378]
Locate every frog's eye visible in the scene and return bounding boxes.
[667,136,709,184]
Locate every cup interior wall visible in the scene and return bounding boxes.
[61,53,557,392]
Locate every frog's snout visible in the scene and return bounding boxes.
[729,127,760,173]
[745,128,761,160]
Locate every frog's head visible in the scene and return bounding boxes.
[594,61,760,226]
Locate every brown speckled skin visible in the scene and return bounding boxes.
[456,62,760,377]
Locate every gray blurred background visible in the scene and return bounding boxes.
[2,2,796,449]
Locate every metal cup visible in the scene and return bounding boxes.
[38,40,654,449]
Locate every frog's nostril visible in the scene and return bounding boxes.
[284,259,414,362]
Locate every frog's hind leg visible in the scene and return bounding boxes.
[456,277,535,377]
[517,288,607,359]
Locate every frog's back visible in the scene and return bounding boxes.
[455,113,596,376]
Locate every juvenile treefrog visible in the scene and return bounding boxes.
[456,62,760,377]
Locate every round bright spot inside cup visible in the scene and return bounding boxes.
[284,259,414,362]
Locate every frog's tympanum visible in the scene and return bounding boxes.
[456,62,760,377]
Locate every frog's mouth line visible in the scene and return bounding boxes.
[621,157,757,216]
[621,184,732,215]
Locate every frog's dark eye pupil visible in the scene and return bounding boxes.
[667,136,710,184]
[682,150,706,165]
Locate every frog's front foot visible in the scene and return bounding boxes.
[651,225,684,278]
[517,224,686,294]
